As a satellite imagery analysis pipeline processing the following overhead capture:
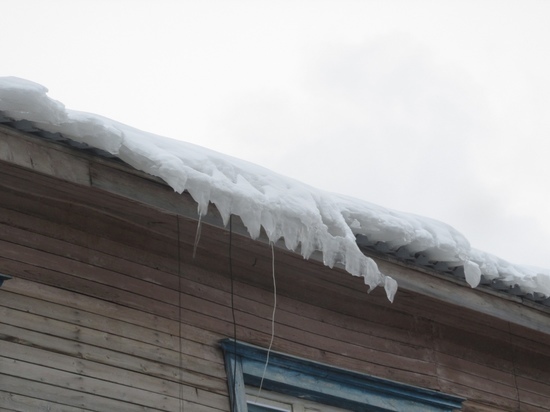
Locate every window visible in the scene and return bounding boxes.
[221,339,463,412]
[246,386,351,412]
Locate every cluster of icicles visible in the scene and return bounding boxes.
[2,76,549,301]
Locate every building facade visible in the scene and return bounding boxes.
[1,121,550,411]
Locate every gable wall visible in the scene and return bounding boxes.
[1,130,549,412]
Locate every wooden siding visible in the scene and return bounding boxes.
[1,133,550,411]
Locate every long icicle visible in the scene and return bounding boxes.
[192,214,202,259]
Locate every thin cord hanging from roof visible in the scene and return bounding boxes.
[255,242,277,401]
[229,215,238,412]
[177,215,185,412]
[508,322,521,405]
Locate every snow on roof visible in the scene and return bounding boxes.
[1,76,549,302]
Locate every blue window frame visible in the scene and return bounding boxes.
[221,339,464,412]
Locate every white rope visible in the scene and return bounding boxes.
[256,242,277,401]
[177,216,184,412]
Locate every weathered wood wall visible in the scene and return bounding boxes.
[1,131,550,412]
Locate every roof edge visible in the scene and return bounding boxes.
[1,123,550,335]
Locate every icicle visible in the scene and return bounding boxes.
[192,214,203,259]
[464,260,482,288]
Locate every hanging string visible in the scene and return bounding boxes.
[508,321,520,405]
[229,215,238,412]
[177,215,184,412]
[255,242,277,401]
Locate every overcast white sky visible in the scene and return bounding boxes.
[2,0,550,268]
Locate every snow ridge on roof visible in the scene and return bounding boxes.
[1,77,549,302]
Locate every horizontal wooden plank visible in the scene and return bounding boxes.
[89,161,212,227]
[0,220,180,289]
[438,379,519,411]
[233,293,435,362]
[1,278,229,350]
[0,390,93,412]
[392,288,514,341]
[0,372,227,412]
[0,290,223,364]
[0,203,178,275]
[514,349,550,384]
[0,237,180,305]
[0,308,227,380]
[232,327,440,391]
[516,375,550,399]
[516,404,550,412]
[0,256,180,320]
[0,307,229,379]
[0,371,168,412]
[460,400,516,412]
[0,158,177,239]
[0,130,91,186]
[0,276,237,342]
[434,324,515,373]
[0,322,227,395]
[436,364,517,402]
[509,323,550,358]
[516,356,550,393]
[518,389,550,410]
[1,277,177,332]
[0,187,178,265]
[240,312,437,376]
[1,340,229,410]
[435,352,516,388]
[0,375,229,412]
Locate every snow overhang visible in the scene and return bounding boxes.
[1,76,550,307]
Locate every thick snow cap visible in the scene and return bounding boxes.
[1,77,549,302]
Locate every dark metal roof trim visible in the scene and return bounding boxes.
[356,233,550,307]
